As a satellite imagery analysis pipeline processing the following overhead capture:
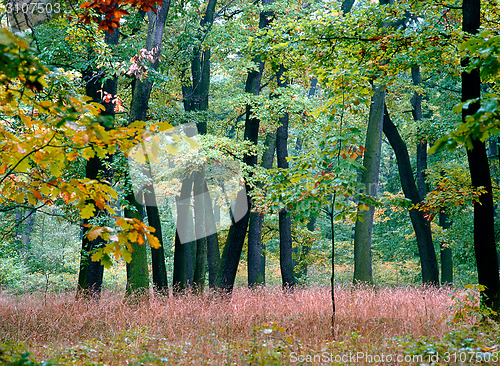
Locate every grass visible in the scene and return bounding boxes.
[0,285,498,365]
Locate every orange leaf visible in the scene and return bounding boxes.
[87,227,103,241]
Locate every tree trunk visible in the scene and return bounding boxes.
[216,0,273,293]
[463,0,499,311]
[125,193,149,298]
[245,6,273,287]
[383,105,439,284]
[275,64,295,290]
[127,3,171,295]
[145,199,168,293]
[216,189,250,293]
[353,86,385,284]
[172,175,195,292]
[411,66,429,201]
[248,133,275,287]
[77,157,106,298]
[77,28,120,298]
[439,209,453,285]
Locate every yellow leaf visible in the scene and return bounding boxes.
[91,250,104,262]
[49,163,63,177]
[359,203,369,211]
[81,203,96,219]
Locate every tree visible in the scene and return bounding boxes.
[126,3,171,295]
[246,0,275,288]
[462,0,499,311]
[352,85,385,284]
[275,65,295,290]
[173,0,217,294]
[77,24,121,299]
[216,0,275,293]
[382,104,439,285]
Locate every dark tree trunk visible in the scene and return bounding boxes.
[77,156,105,298]
[275,65,295,290]
[146,200,168,293]
[127,3,171,295]
[439,209,453,285]
[244,8,273,287]
[463,0,499,311]
[173,175,195,292]
[411,66,429,201]
[248,133,276,287]
[383,105,439,285]
[216,1,274,293]
[216,189,251,293]
[77,28,120,298]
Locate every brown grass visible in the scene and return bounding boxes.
[0,286,456,364]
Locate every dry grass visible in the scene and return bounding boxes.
[0,286,461,364]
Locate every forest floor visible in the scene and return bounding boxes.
[0,286,498,365]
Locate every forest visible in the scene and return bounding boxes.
[0,0,500,364]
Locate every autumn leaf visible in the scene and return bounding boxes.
[81,203,96,219]
[87,227,103,241]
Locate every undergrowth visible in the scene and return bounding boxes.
[0,286,498,365]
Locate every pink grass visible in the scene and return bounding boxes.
[0,286,456,364]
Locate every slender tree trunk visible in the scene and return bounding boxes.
[353,86,385,284]
[248,133,275,287]
[383,105,439,284]
[205,188,220,288]
[275,64,295,290]
[173,175,195,292]
[126,3,171,295]
[216,0,274,293]
[463,0,499,311]
[77,28,120,298]
[439,209,453,285]
[411,66,429,200]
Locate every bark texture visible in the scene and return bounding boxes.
[353,86,385,284]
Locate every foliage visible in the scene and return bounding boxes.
[0,28,162,265]
[449,284,499,324]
